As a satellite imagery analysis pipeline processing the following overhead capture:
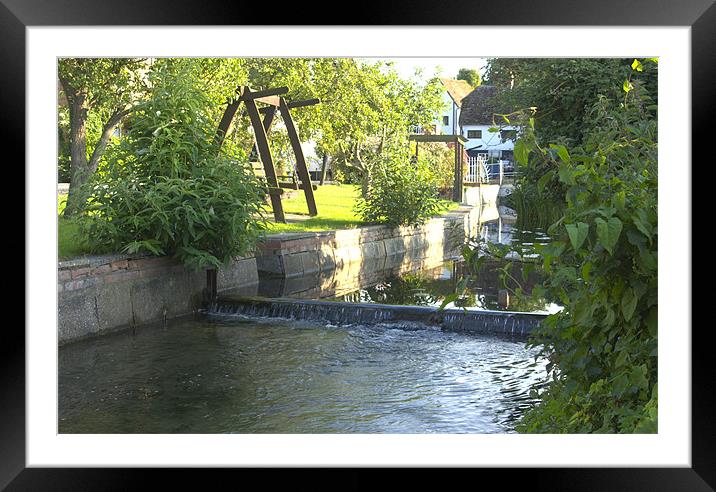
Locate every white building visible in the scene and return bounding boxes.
[435,77,474,136]
[457,85,518,163]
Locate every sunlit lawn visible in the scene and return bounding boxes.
[57,184,460,259]
[265,184,364,233]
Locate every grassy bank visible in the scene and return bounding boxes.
[57,184,459,259]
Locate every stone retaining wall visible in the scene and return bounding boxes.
[58,253,257,344]
[255,204,481,279]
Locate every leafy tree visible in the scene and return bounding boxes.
[490,58,658,227]
[216,58,445,193]
[80,60,266,270]
[58,58,149,216]
[483,58,656,147]
[456,68,481,88]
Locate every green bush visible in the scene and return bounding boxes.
[459,59,658,433]
[414,142,455,193]
[513,73,658,433]
[355,146,442,227]
[80,59,267,270]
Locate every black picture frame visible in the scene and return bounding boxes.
[6,0,711,488]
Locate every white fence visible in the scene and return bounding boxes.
[465,155,488,184]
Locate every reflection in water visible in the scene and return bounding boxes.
[252,216,560,314]
[59,317,548,433]
[327,220,559,314]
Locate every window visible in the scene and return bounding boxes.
[500,129,518,141]
[442,116,450,126]
[467,130,482,139]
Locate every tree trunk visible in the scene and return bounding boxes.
[319,153,330,185]
[88,108,128,172]
[63,91,89,217]
[62,87,128,217]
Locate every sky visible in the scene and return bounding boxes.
[369,57,488,82]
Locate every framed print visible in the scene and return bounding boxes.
[5,0,713,488]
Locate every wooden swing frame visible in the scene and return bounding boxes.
[215,85,320,223]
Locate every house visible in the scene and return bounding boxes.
[458,85,518,163]
[436,77,474,135]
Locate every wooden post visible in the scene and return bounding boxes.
[280,97,318,216]
[453,140,464,203]
[215,99,241,149]
[249,106,278,161]
[243,92,286,223]
[206,268,217,303]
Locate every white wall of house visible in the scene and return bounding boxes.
[462,124,519,160]
[437,92,458,135]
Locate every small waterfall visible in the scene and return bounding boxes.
[207,296,545,337]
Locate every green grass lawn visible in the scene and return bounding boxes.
[265,184,364,233]
[57,184,460,259]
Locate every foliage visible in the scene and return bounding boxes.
[355,143,444,227]
[58,58,150,215]
[79,60,266,270]
[483,58,657,147]
[456,68,481,88]
[490,58,658,229]
[414,142,455,193]
[505,64,658,433]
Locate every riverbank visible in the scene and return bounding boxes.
[57,200,497,344]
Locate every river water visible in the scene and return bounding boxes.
[59,316,548,433]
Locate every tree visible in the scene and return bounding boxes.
[58,58,148,216]
[213,58,445,193]
[483,58,656,146]
[81,59,266,270]
[456,68,481,88]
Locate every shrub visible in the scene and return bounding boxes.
[458,60,658,433]
[415,142,455,193]
[514,74,658,433]
[355,146,442,227]
[80,59,267,270]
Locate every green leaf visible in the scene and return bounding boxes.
[631,59,643,72]
[623,80,633,93]
[537,170,554,193]
[646,307,658,337]
[550,144,570,163]
[558,163,576,185]
[514,139,529,166]
[621,287,638,322]
[595,216,622,254]
[565,222,589,251]
[581,262,592,281]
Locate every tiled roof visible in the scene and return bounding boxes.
[458,85,510,126]
[439,78,475,108]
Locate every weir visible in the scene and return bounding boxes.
[208,296,546,337]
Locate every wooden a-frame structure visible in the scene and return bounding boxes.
[216,85,320,223]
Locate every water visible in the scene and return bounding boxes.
[59,317,548,434]
[257,219,560,314]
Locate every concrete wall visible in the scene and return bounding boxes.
[58,253,257,344]
[463,184,501,206]
[255,204,481,280]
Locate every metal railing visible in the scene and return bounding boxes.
[465,157,519,184]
